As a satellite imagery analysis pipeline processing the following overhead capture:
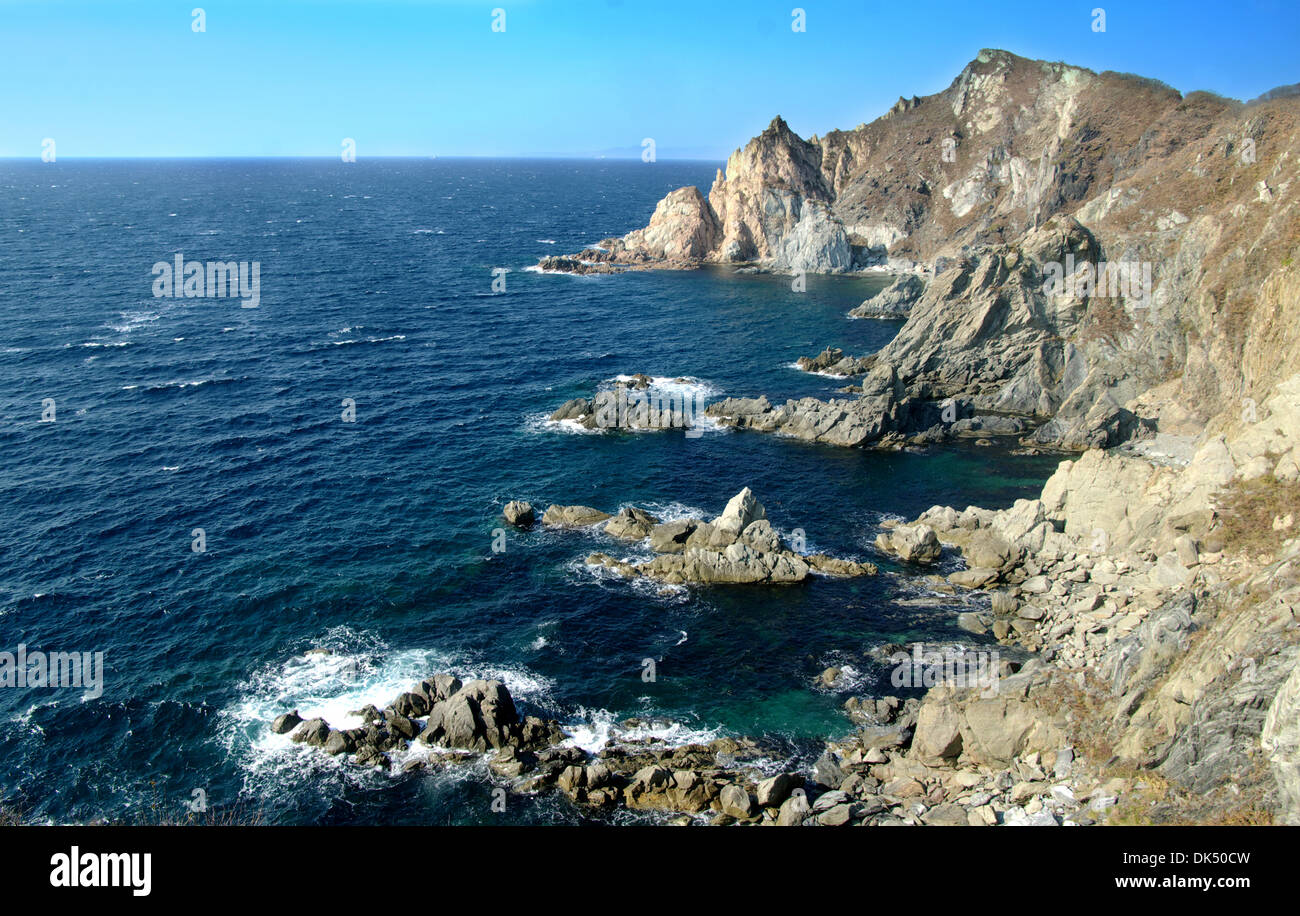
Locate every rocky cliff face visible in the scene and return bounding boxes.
[609,48,1300,454]
[894,377,1300,824]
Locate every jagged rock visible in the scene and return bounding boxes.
[290,717,330,747]
[713,487,766,535]
[850,274,926,319]
[805,554,878,577]
[502,501,535,527]
[1262,663,1300,825]
[550,397,593,422]
[421,679,520,752]
[323,729,355,756]
[649,519,697,553]
[618,186,721,261]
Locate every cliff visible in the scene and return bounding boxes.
[618,49,1300,455]
[582,49,1300,824]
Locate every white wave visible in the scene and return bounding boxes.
[537,239,556,244]
[218,628,557,796]
[608,374,721,400]
[561,707,724,755]
[525,264,603,277]
[524,412,603,436]
[787,361,854,379]
[125,377,240,392]
[636,500,711,523]
[329,335,406,347]
[814,661,875,694]
[571,555,691,602]
[683,414,728,436]
[107,311,162,333]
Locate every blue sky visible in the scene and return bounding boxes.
[2,0,1297,158]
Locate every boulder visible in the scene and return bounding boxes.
[877,524,942,564]
[272,711,302,735]
[290,717,330,747]
[422,679,520,751]
[718,784,756,819]
[713,487,766,535]
[502,501,535,527]
[604,506,660,540]
[756,773,799,807]
[776,792,811,826]
[542,505,612,528]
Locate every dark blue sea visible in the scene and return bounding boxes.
[0,159,1058,824]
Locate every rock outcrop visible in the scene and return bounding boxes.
[849,274,926,319]
[502,500,535,527]
[886,377,1300,824]
[517,48,1300,825]
[519,487,875,586]
[583,487,876,585]
[795,347,875,377]
[548,376,705,433]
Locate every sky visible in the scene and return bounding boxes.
[1,0,1298,159]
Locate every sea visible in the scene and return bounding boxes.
[0,158,1060,824]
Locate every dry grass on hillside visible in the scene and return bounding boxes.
[1215,473,1300,559]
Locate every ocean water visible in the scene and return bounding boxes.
[0,159,1059,825]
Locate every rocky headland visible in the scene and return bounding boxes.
[518,48,1300,824]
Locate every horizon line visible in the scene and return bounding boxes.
[0,154,728,162]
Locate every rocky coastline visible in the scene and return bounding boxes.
[518,48,1300,824]
[276,48,1300,825]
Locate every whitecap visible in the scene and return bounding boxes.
[561,708,724,754]
[524,412,603,436]
[608,373,722,400]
